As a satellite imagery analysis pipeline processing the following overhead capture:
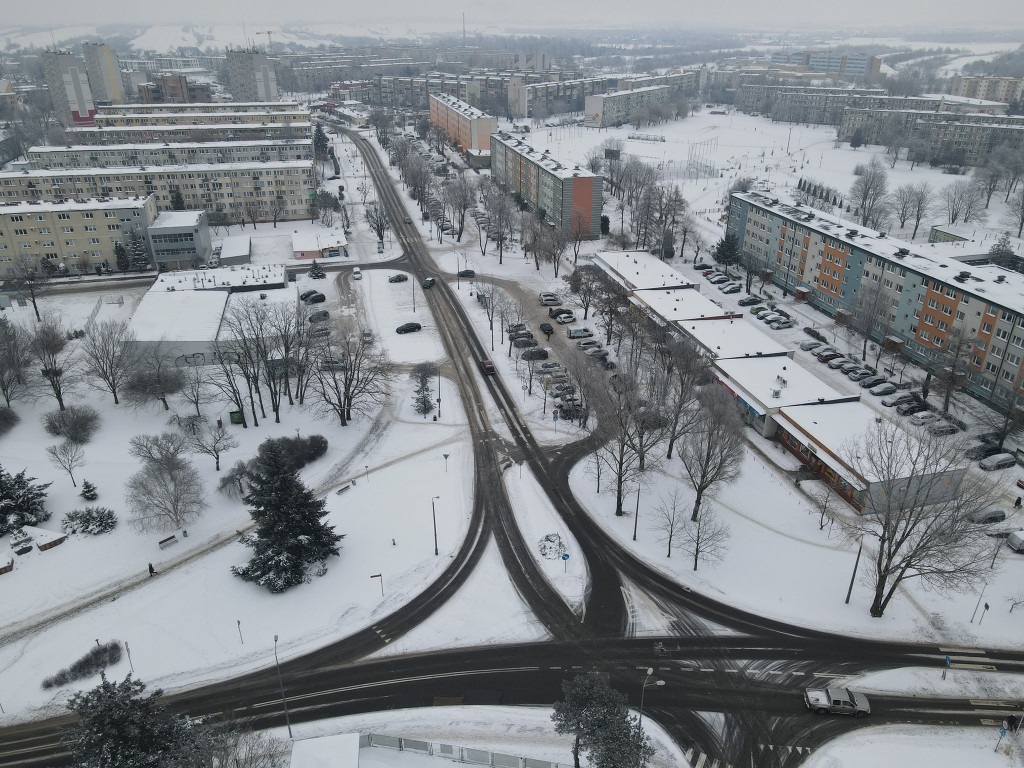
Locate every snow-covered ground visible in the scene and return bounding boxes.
[802,725,1018,768]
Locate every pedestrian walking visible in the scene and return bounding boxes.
[1016,497,1021,510]
[392,538,396,546]
[148,563,157,577]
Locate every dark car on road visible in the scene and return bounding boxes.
[539,322,554,336]
[479,360,496,375]
[305,292,326,304]
[422,278,436,288]
[458,269,476,278]
[396,322,422,334]
[388,274,409,283]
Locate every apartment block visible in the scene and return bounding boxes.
[67,122,313,146]
[82,43,126,104]
[428,94,497,158]
[95,102,299,116]
[0,161,315,222]
[839,108,1024,154]
[328,81,375,103]
[137,75,213,104]
[509,76,609,118]
[92,109,307,128]
[225,49,279,102]
[770,50,882,81]
[490,132,602,238]
[26,139,313,170]
[43,50,95,125]
[0,195,156,276]
[727,191,1024,407]
[952,76,1024,104]
[583,86,671,128]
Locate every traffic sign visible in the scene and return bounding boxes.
[561,553,569,560]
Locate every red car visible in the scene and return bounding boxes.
[479,360,496,375]
[1016,478,1024,490]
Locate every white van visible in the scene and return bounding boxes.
[1007,530,1024,552]
[352,267,362,280]
[567,327,593,339]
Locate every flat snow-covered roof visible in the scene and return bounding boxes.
[219,235,251,260]
[292,232,348,252]
[150,211,203,229]
[151,264,287,291]
[630,286,738,323]
[593,250,694,291]
[130,290,228,344]
[680,316,790,359]
[714,355,849,413]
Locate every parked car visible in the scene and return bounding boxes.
[769,319,794,329]
[403,216,412,224]
[458,269,475,278]
[540,295,561,306]
[721,284,742,294]
[839,361,862,374]
[896,402,928,416]
[318,357,344,370]
[520,348,550,361]
[847,369,874,381]
[827,357,852,369]
[308,310,330,323]
[576,339,602,350]
[538,361,563,371]
[881,391,916,407]
[750,306,770,315]
[309,327,332,339]
[306,292,326,304]
[965,442,1002,461]
[859,375,888,389]
[509,330,534,341]
[707,274,730,284]
[813,346,837,358]
[967,507,1007,524]
[585,347,609,360]
[479,360,496,375]
[299,289,318,300]
[513,337,538,348]
[361,330,374,344]
[549,307,573,319]
[422,277,436,288]
[388,273,409,283]
[552,383,576,396]
[980,452,1017,471]
[556,313,577,324]
[539,322,554,335]
[567,327,594,339]
[352,267,362,280]
[602,360,618,370]
[928,422,961,436]
[909,410,939,425]
[718,281,740,292]
[507,323,528,334]
[869,382,897,396]
[396,322,422,334]
[759,313,782,324]
[739,295,763,307]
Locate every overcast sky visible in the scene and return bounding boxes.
[4,0,1021,38]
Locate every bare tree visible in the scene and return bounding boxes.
[1004,187,1024,239]
[46,441,84,487]
[584,148,603,174]
[185,420,239,471]
[124,341,185,411]
[976,393,1024,452]
[931,327,976,413]
[485,187,515,264]
[908,181,935,240]
[80,319,136,405]
[849,280,895,361]
[843,420,1000,618]
[570,208,589,265]
[442,175,476,241]
[891,183,917,229]
[848,157,889,228]
[681,502,731,571]
[178,364,212,417]
[562,264,602,320]
[942,179,987,225]
[679,387,745,521]
[0,317,31,407]
[653,488,688,558]
[364,202,390,243]
[270,196,287,229]
[592,387,651,516]
[209,725,289,768]
[28,316,78,411]
[306,320,394,426]
[809,484,838,530]
[126,460,207,533]
[5,254,51,322]
[664,336,708,459]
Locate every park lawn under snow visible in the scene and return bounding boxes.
[569,444,1024,649]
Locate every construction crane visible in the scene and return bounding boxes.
[257,31,273,54]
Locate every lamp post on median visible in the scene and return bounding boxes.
[638,667,664,728]
[431,496,440,556]
[273,635,293,739]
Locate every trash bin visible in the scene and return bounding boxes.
[228,411,244,425]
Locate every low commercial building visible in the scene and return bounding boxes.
[292,231,348,260]
[490,132,602,238]
[0,195,157,276]
[428,94,497,156]
[217,235,251,265]
[584,86,671,128]
[145,210,212,269]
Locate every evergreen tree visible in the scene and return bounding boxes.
[114,242,130,274]
[850,128,865,149]
[308,260,326,280]
[169,189,186,211]
[313,124,330,162]
[988,233,1021,270]
[231,442,343,592]
[0,463,52,536]
[552,671,629,768]
[64,674,209,768]
[127,230,151,271]
[411,363,435,415]
[80,480,98,501]
[712,232,740,266]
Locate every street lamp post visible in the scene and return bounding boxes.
[638,667,664,728]
[437,360,444,418]
[431,496,440,556]
[273,635,294,739]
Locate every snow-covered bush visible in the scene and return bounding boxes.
[0,464,51,536]
[62,506,117,535]
[0,407,19,437]
[254,434,328,473]
[43,405,101,444]
[41,640,122,689]
[538,533,567,560]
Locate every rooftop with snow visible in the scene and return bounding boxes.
[715,355,851,413]
[680,316,791,360]
[593,250,695,291]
